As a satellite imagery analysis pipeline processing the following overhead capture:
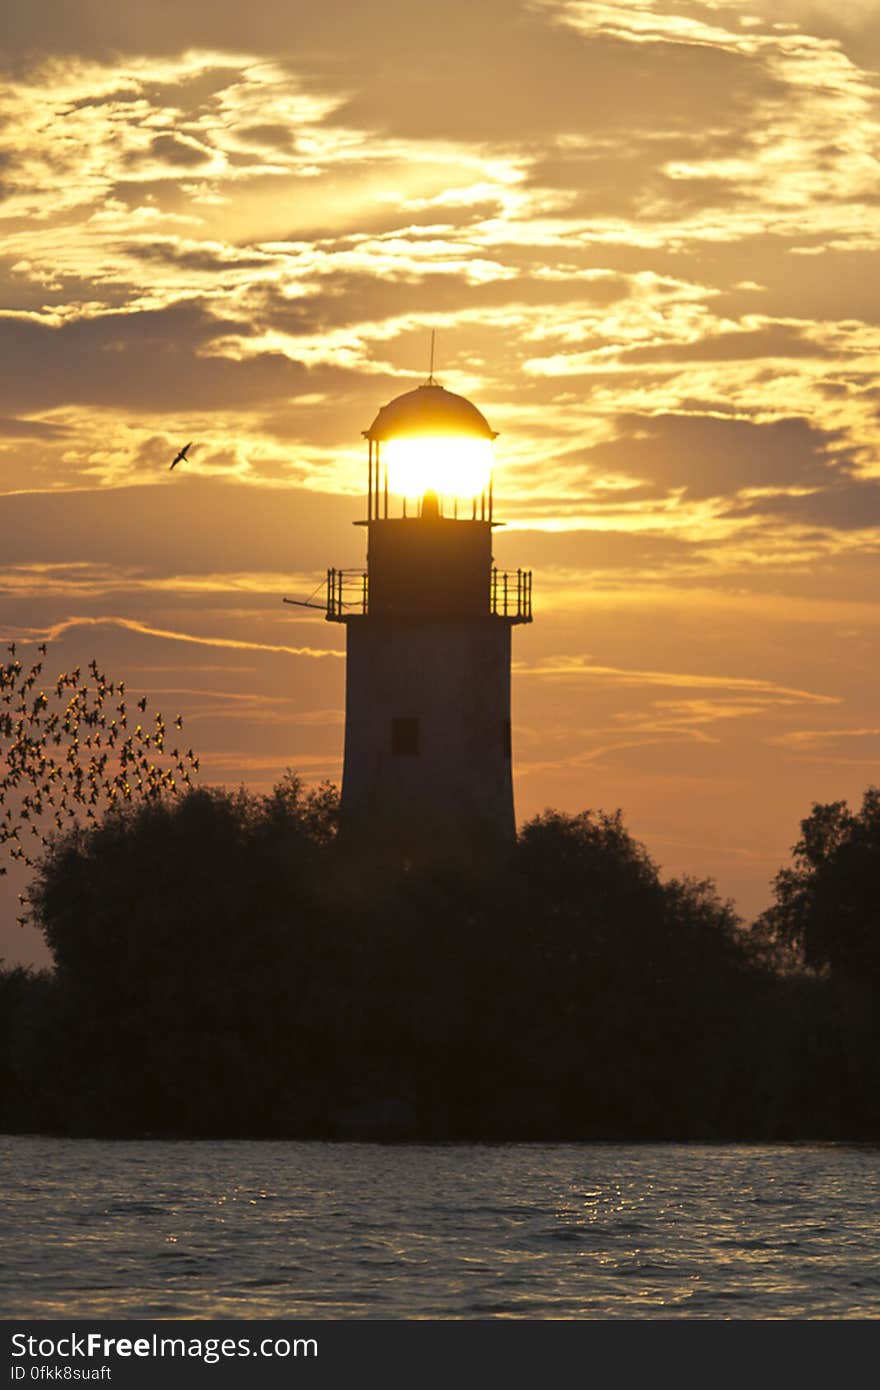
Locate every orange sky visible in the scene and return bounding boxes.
[3,0,880,965]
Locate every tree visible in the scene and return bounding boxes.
[20,786,874,1141]
[22,773,339,1135]
[1,643,198,907]
[756,787,880,988]
[485,810,759,1138]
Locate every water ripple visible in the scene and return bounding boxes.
[1,1138,879,1317]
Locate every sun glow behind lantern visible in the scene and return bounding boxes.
[384,435,494,500]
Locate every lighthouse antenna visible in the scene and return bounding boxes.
[427,329,436,384]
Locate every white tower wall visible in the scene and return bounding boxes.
[341,618,514,847]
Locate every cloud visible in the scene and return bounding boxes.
[0,480,365,573]
[495,526,700,571]
[0,3,778,142]
[36,614,342,660]
[0,416,70,439]
[559,412,855,504]
[0,302,312,413]
[617,323,819,364]
[144,133,213,168]
[725,476,880,531]
[771,726,880,749]
[515,654,838,705]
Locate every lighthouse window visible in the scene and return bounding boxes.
[502,719,512,759]
[391,716,420,757]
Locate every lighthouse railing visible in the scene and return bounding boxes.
[326,567,532,621]
[490,567,532,622]
[326,568,370,619]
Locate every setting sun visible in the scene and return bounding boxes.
[384,435,494,500]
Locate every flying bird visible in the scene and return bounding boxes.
[170,442,193,470]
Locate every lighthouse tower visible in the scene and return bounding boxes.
[326,379,532,856]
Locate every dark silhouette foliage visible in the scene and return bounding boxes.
[19,774,337,1136]
[755,787,880,986]
[2,783,880,1140]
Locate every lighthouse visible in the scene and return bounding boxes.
[326,378,532,857]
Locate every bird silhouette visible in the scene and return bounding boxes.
[1,643,198,882]
[170,442,193,470]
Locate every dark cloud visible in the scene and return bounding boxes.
[262,383,411,450]
[245,267,634,346]
[571,413,854,501]
[246,198,505,248]
[129,241,277,273]
[137,65,247,114]
[619,323,819,365]
[106,177,205,218]
[2,2,783,147]
[0,416,70,439]
[494,526,700,573]
[0,302,312,412]
[725,477,880,531]
[146,133,211,167]
[238,123,296,150]
[334,32,781,143]
[710,243,880,327]
[60,86,142,112]
[527,145,755,221]
[0,478,365,577]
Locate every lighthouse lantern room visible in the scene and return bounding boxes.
[325,379,532,855]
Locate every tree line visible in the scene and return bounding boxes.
[3,774,880,1140]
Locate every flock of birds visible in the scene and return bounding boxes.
[0,443,201,918]
[1,646,200,918]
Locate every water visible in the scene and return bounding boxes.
[1,1138,878,1318]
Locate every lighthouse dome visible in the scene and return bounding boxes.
[365,383,498,442]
